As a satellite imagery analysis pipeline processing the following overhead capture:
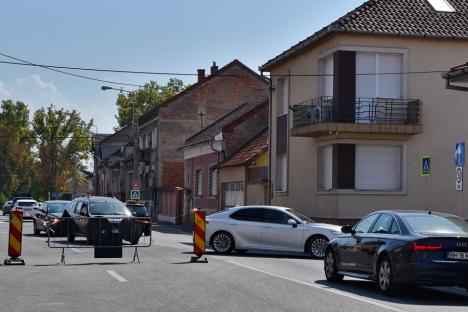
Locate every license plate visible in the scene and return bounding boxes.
[447,251,468,260]
[111,228,119,234]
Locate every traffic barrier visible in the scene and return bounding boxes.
[45,216,152,264]
[4,211,25,265]
[191,210,207,263]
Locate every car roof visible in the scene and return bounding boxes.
[371,210,460,219]
[229,205,290,211]
[45,200,71,203]
[72,196,121,202]
[17,199,37,202]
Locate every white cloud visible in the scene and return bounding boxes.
[0,81,12,99]
[15,74,58,100]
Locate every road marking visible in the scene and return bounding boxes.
[71,248,83,253]
[107,270,127,282]
[226,260,409,312]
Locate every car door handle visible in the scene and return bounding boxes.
[229,223,237,226]
[264,226,272,229]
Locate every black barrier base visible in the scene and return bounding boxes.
[190,254,208,263]
[4,257,25,265]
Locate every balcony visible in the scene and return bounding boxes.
[291,97,422,137]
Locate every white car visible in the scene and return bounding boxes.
[205,206,342,258]
[12,199,39,219]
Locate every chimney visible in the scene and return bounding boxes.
[197,69,206,83]
[210,61,218,75]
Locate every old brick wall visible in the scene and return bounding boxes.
[158,61,268,188]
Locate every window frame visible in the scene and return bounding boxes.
[353,213,380,234]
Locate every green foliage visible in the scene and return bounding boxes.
[115,78,188,129]
[32,104,94,197]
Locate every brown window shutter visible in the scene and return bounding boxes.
[333,51,356,123]
[276,114,288,154]
[336,144,355,189]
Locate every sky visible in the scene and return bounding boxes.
[0,0,364,133]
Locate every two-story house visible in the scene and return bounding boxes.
[136,60,268,223]
[260,0,468,223]
[180,100,268,222]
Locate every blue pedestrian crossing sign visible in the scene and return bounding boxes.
[455,142,465,166]
[130,189,140,200]
[421,155,431,177]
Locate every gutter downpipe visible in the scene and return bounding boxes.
[263,73,273,205]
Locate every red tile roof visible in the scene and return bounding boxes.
[260,0,468,71]
[220,130,268,167]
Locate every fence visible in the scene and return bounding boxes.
[45,216,152,263]
[292,96,421,127]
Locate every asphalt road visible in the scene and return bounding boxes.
[0,215,467,312]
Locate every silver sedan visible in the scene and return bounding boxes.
[206,206,342,258]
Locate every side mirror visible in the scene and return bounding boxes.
[287,219,298,228]
[341,225,355,234]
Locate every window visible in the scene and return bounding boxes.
[263,209,291,224]
[427,0,455,12]
[354,214,380,233]
[223,182,244,207]
[230,208,265,222]
[371,214,395,234]
[74,202,83,214]
[276,77,289,192]
[318,144,402,191]
[390,220,401,235]
[355,145,401,190]
[208,167,218,196]
[194,169,202,197]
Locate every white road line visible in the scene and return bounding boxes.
[107,270,127,282]
[226,260,409,312]
[71,248,83,253]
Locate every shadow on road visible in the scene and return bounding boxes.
[315,279,468,306]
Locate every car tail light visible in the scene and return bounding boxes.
[412,242,443,251]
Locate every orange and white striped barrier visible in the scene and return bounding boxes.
[4,210,25,265]
[191,210,207,263]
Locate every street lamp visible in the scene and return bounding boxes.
[101,85,140,197]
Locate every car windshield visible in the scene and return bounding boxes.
[127,205,147,215]
[48,202,69,213]
[403,215,468,234]
[89,201,131,216]
[284,208,315,224]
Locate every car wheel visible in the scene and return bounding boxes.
[131,237,140,245]
[211,231,234,254]
[324,249,344,282]
[309,235,329,259]
[144,228,151,236]
[67,234,75,243]
[33,221,41,235]
[377,256,396,295]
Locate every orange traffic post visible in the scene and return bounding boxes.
[4,210,25,265]
[190,210,208,263]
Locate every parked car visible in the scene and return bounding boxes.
[33,200,71,235]
[205,206,342,258]
[125,201,151,236]
[11,193,33,208]
[324,210,468,295]
[65,196,146,245]
[12,199,39,219]
[2,201,12,215]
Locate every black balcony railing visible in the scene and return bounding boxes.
[291,96,420,128]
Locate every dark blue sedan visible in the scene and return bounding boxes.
[324,210,468,295]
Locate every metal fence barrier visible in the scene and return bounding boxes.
[45,216,152,263]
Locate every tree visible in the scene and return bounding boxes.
[115,78,188,129]
[0,100,34,199]
[32,104,93,198]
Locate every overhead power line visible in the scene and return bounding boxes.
[0,52,448,78]
[0,52,142,87]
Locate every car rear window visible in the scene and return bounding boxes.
[89,201,131,216]
[48,202,69,213]
[403,215,468,234]
[17,201,37,207]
